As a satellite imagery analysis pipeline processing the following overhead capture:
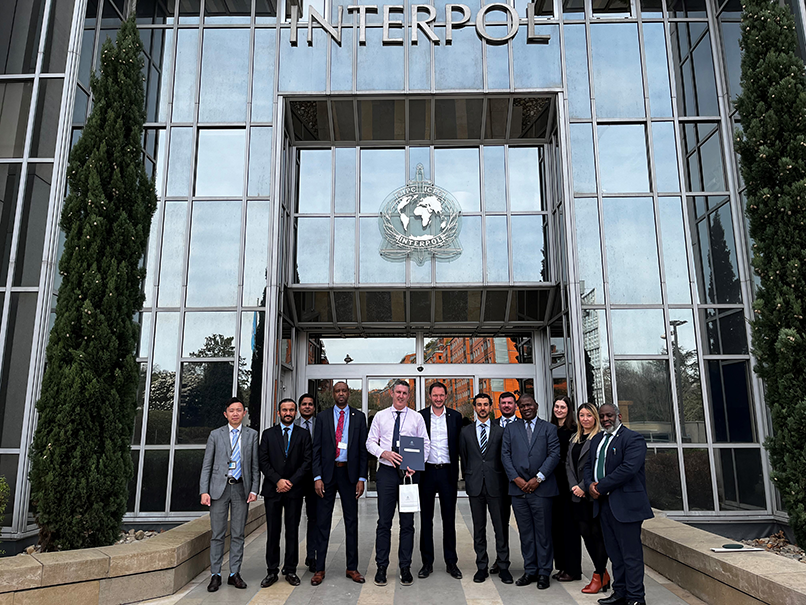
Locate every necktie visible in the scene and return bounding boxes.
[479,423,488,458]
[502,418,509,428]
[392,411,402,454]
[304,419,311,435]
[283,427,290,457]
[596,433,613,480]
[231,428,241,480]
[335,409,345,459]
[525,420,533,445]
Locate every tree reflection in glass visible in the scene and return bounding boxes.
[615,359,676,442]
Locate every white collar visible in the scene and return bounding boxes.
[228,423,242,432]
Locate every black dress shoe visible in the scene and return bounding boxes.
[285,573,301,586]
[260,573,278,588]
[557,571,581,582]
[447,564,463,579]
[515,573,537,586]
[207,575,222,592]
[306,557,316,573]
[374,566,387,586]
[499,569,514,584]
[489,563,500,574]
[598,594,627,605]
[400,566,414,585]
[473,569,489,583]
[418,564,433,578]
[537,575,550,589]
[228,573,247,589]
[552,570,562,580]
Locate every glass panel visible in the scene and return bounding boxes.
[611,309,665,355]
[508,147,542,211]
[434,148,481,213]
[240,311,264,429]
[0,293,36,447]
[186,201,241,307]
[333,217,355,284]
[183,312,237,357]
[434,98,483,140]
[334,148,356,213]
[563,0,585,19]
[0,454,17,526]
[360,291,406,322]
[590,23,645,118]
[684,448,715,510]
[645,448,683,510]
[436,215,481,282]
[166,127,193,197]
[644,23,673,118]
[248,127,273,197]
[331,29,353,92]
[178,360,235,444]
[597,124,649,193]
[157,202,187,307]
[511,215,546,281]
[425,336,531,363]
[426,378,475,424]
[359,215,404,284]
[486,216,509,283]
[570,123,596,193]
[485,98,508,140]
[171,29,199,122]
[700,130,726,192]
[170,449,206,511]
[592,0,630,17]
[673,25,719,117]
[653,123,681,193]
[708,203,742,304]
[719,309,748,354]
[205,0,251,22]
[298,149,332,213]
[199,29,249,122]
[669,309,706,443]
[278,28,327,92]
[127,450,138,512]
[332,100,356,141]
[195,130,245,197]
[360,148,405,213]
[435,25,482,90]
[575,198,604,304]
[603,197,661,303]
[669,0,706,18]
[252,29,276,122]
[615,360,676,442]
[296,217,330,284]
[0,82,34,157]
[314,337,414,364]
[486,27,510,89]
[409,100,431,141]
[14,164,51,286]
[136,0,175,24]
[719,19,742,102]
[484,146,506,212]
[716,448,766,511]
[1,0,45,73]
[513,25,562,89]
[140,450,169,512]
[435,290,482,322]
[659,197,691,303]
[707,360,756,443]
[30,79,63,157]
[357,28,404,91]
[133,362,147,445]
[243,201,270,306]
[148,312,179,445]
[564,25,591,119]
[409,30,431,90]
[582,308,612,407]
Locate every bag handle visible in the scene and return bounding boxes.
[403,474,413,485]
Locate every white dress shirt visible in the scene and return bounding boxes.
[366,406,431,467]
[426,408,450,464]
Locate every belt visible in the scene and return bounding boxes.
[426,463,450,469]
[335,461,348,468]
[227,476,243,485]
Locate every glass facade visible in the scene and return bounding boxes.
[0,0,794,540]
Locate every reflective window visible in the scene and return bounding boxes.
[408,29,431,90]
[603,197,662,304]
[435,290,482,322]
[707,360,756,443]
[166,127,193,197]
[715,448,766,510]
[199,29,249,122]
[316,337,415,364]
[483,146,506,211]
[14,164,51,287]
[435,98,483,140]
[358,28,404,91]
[239,310,264,420]
[570,123,596,193]
[575,198,604,304]
[513,25,562,89]
[611,309,665,355]
[425,336,531,364]
[652,122,681,193]
[278,28,327,92]
[360,291,406,322]
[30,79,63,157]
[486,27,510,90]
[644,23,673,118]
[170,449,206,511]
[186,201,241,307]
[242,203,270,303]
[182,312,237,357]
[645,448,683,509]
[298,149,332,213]
[331,29,353,92]
[435,148,481,212]
[204,0,250,22]
[658,197,691,303]
[592,0,630,17]
[509,147,542,211]
[590,24,645,118]
[0,82,33,157]
[597,124,650,193]
[435,25,483,90]
[668,309,706,444]
[360,148,405,212]
[564,25,591,119]
[582,308,612,407]
[719,17,742,102]
[437,215,481,283]
[248,127,273,197]
[701,308,748,355]
[334,148,356,213]
[669,0,707,18]
[359,216,405,283]
[195,129,245,197]
[427,378,475,423]
[695,202,742,304]
[171,29,199,122]
[0,293,36,448]
[252,29,276,122]
[157,202,188,307]
[486,216,510,283]
[1,0,45,74]
[511,215,546,281]
[615,360,676,442]
[333,217,355,284]
[684,449,715,510]
[140,450,169,511]
[147,314,177,445]
[296,217,330,283]
[178,360,235,443]
[672,24,719,117]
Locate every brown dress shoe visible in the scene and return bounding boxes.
[346,569,366,583]
[311,571,326,586]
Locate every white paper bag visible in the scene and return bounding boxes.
[399,475,420,513]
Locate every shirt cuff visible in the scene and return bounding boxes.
[249,492,257,497]
[314,476,321,482]
[537,472,546,482]
[359,477,367,482]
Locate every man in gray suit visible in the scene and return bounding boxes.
[294,392,318,572]
[200,396,260,592]
[501,394,560,590]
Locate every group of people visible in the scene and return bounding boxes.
[199,380,653,605]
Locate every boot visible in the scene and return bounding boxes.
[602,570,611,591]
[581,573,603,594]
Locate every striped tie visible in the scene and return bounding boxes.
[231,428,242,480]
[479,423,488,458]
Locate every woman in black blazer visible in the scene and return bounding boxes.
[565,402,610,594]
[550,396,580,581]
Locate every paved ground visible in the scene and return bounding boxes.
[140,499,705,605]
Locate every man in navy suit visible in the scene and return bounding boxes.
[501,394,560,590]
[585,403,653,605]
[417,381,464,580]
[310,381,368,586]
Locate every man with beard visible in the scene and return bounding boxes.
[294,393,318,572]
[585,403,653,605]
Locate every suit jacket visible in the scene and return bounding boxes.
[565,433,594,503]
[583,425,654,523]
[200,424,260,500]
[312,405,368,485]
[501,418,560,498]
[419,406,464,484]
[294,415,316,435]
[459,422,508,498]
[259,423,312,499]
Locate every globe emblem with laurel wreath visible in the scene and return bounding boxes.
[378,164,463,266]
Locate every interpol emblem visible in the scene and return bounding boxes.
[378,164,462,266]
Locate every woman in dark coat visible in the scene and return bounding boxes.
[566,402,610,594]
[550,396,580,581]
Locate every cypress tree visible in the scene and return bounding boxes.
[735,0,806,546]
[28,16,157,550]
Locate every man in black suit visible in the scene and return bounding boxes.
[417,381,464,580]
[459,393,513,585]
[258,398,312,588]
[310,381,368,586]
[294,393,317,572]
[501,394,560,590]
[490,390,518,575]
[586,403,653,605]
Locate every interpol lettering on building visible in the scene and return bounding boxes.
[289,3,551,46]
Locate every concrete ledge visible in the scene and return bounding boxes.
[642,513,806,605]
[0,501,265,605]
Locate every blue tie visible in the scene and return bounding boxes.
[231,428,242,480]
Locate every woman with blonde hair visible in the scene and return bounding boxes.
[565,402,610,594]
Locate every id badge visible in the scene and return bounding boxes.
[338,441,348,450]
[228,461,237,470]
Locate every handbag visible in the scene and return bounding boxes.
[398,475,420,513]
